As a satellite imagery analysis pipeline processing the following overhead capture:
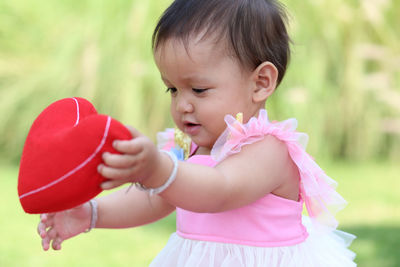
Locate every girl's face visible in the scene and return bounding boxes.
[154,36,259,153]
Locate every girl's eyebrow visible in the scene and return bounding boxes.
[161,76,171,85]
[161,75,210,86]
[181,74,211,84]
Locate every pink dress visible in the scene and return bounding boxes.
[150,110,356,267]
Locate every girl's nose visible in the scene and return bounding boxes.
[176,95,194,113]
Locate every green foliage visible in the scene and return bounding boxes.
[0,0,172,164]
[0,0,399,164]
[276,0,400,161]
[2,162,399,266]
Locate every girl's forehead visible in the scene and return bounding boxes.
[154,36,248,84]
[154,35,230,62]
[154,39,220,79]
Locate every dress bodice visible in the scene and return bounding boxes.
[176,155,308,247]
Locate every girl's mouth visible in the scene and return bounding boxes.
[183,122,201,135]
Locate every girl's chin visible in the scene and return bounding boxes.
[190,136,215,151]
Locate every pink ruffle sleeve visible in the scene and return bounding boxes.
[211,109,347,229]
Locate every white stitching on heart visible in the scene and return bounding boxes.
[72,97,80,127]
[19,115,112,200]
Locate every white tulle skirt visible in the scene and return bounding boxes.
[149,219,356,267]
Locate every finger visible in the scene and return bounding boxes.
[113,138,144,154]
[37,222,48,238]
[102,152,137,168]
[98,164,137,180]
[52,237,63,250]
[40,213,47,222]
[41,212,56,222]
[42,233,51,251]
[38,214,46,236]
[101,180,127,190]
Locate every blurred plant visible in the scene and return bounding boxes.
[0,0,399,164]
[274,0,400,161]
[0,0,172,164]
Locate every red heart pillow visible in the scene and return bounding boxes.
[18,97,132,214]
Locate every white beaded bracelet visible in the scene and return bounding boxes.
[136,150,178,196]
[84,199,98,233]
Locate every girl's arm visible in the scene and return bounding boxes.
[100,132,298,213]
[160,135,298,212]
[38,186,175,250]
[96,187,175,228]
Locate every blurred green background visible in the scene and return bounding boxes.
[0,0,399,266]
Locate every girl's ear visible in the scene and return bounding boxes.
[251,62,278,103]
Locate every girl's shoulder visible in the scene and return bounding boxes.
[212,109,347,230]
[211,109,308,161]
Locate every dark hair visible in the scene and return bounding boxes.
[152,0,291,85]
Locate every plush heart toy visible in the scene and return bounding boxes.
[18,97,132,214]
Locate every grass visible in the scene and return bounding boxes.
[323,161,400,267]
[1,161,399,266]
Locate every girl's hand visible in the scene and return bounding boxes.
[98,126,162,190]
[37,202,91,251]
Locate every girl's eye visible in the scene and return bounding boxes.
[166,87,177,94]
[192,88,208,94]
